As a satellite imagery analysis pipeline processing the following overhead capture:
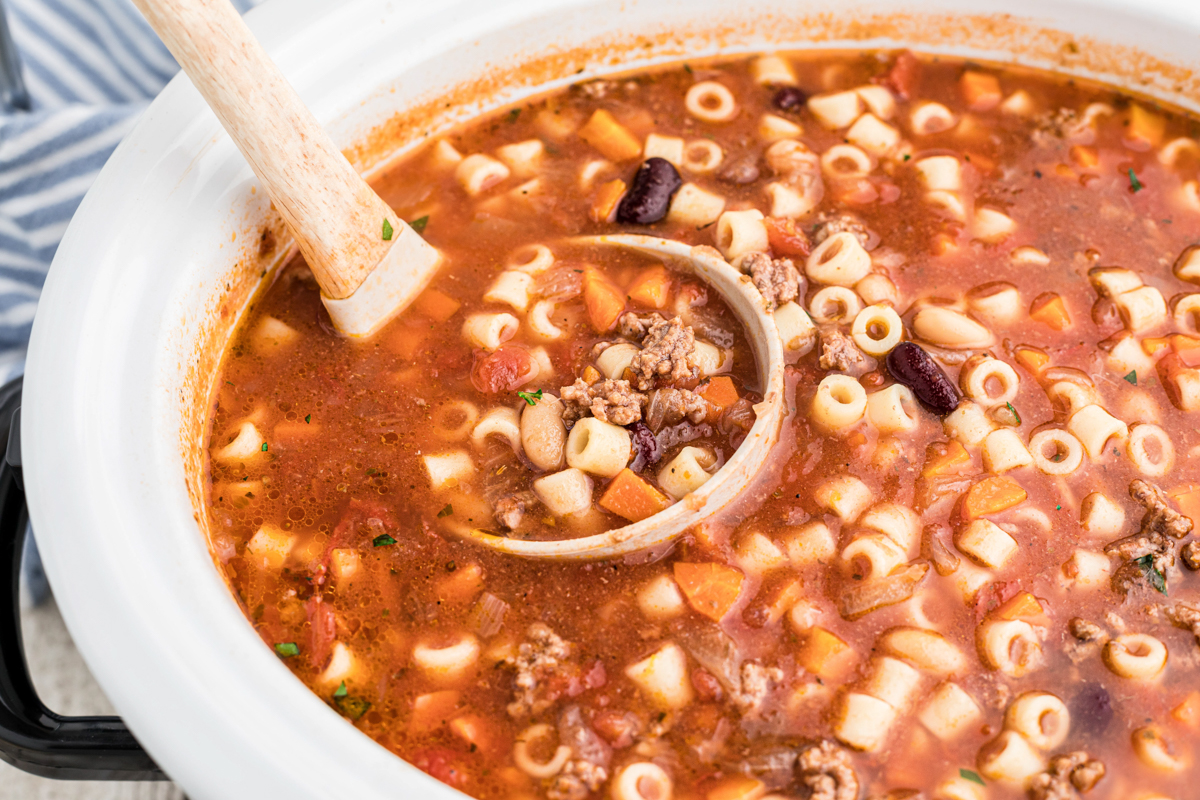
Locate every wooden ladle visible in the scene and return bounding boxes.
[134,0,788,560]
[132,0,440,337]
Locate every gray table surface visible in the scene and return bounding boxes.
[0,595,185,799]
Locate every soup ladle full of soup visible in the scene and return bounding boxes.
[139,0,790,558]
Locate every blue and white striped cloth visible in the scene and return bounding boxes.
[2,0,260,602]
[0,0,259,380]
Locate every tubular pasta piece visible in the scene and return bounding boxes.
[812,375,867,431]
[977,730,1045,785]
[978,619,1041,677]
[851,304,903,356]
[915,155,962,191]
[423,451,475,490]
[809,286,862,324]
[685,81,738,123]
[1067,404,1128,459]
[412,633,481,683]
[1127,423,1174,477]
[624,642,693,709]
[532,468,593,516]
[681,139,723,173]
[456,153,510,196]
[1005,691,1070,750]
[432,400,479,442]
[960,356,1019,405]
[814,475,872,522]
[213,421,265,464]
[612,762,674,800]
[528,300,563,340]
[716,209,769,261]
[1104,634,1168,681]
[846,113,900,156]
[750,54,797,86]
[1028,429,1084,475]
[565,417,631,478]
[658,446,717,500]
[508,243,555,274]
[808,90,863,129]
[820,143,875,179]
[910,101,957,135]
[495,139,544,177]
[667,182,726,227]
[807,232,872,287]
[483,271,533,312]
[866,384,919,434]
[643,133,684,166]
[773,301,817,358]
[513,724,571,779]
[462,312,519,352]
[471,406,521,452]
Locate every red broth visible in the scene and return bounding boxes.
[206,50,1200,800]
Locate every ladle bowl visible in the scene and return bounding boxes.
[450,233,788,560]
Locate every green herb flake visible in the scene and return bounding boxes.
[683,63,693,75]
[372,533,397,547]
[1135,554,1168,594]
[336,694,371,720]
[903,153,911,161]
[381,218,394,241]
[1056,504,1062,510]
[409,215,430,234]
[1129,168,1144,192]
[305,414,311,424]
[274,642,299,658]
[437,504,454,518]
[1124,370,1138,385]
[261,442,268,452]
[507,108,521,123]
[517,388,544,406]
[1006,402,1021,425]
[959,769,986,787]
[334,681,348,698]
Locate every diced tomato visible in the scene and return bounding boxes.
[411,747,469,790]
[306,597,336,671]
[592,709,641,748]
[878,50,920,99]
[691,668,724,702]
[471,345,537,394]
[583,659,607,690]
[764,217,811,257]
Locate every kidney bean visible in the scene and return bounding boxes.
[1070,683,1113,737]
[616,157,682,224]
[772,86,807,112]
[886,341,961,415]
[628,421,660,471]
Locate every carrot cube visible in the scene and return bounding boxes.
[413,288,461,323]
[993,591,1044,621]
[673,562,744,622]
[590,178,626,223]
[1069,145,1099,169]
[1013,345,1049,375]
[1127,104,1166,147]
[582,268,626,332]
[697,376,739,410]
[1030,292,1071,331]
[626,265,671,308]
[1171,691,1200,727]
[409,690,460,733]
[599,469,672,523]
[959,70,1002,111]
[921,440,971,478]
[796,626,854,680]
[1170,334,1200,367]
[388,326,427,360]
[962,476,1027,519]
[707,776,766,800]
[1170,486,1200,530]
[449,714,493,752]
[1142,336,1171,358]
[578,109,642,161]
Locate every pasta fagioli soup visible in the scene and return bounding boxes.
[207,49,1200,800]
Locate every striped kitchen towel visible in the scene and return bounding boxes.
[0,0,260,382]
[1,0,261,603]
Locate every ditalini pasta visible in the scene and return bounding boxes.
[204,50,1200,800]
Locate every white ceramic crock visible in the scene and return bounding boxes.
[18,0,1200,797]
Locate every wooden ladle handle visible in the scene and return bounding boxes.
[131,0,394,301]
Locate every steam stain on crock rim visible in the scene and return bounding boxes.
[178,8,1200,577]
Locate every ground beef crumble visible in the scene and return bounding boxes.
[646,387,711,429]
[1069,618,1105,642]
[617,311,665,341]
[628,317,696,390]
[547,705,612,800]
[796,740,859,800]
[1027,751,1106,799]
[505,624,572,717]
[1164,599,1200,646]
[560,378,646,426]
[492,494,526,530]
[818,328,865,372]
[1184,540,1200,571]
[729,662,784,713]
[741,251,802,309]
[813,213,874,249]
[1106,479,1193,594]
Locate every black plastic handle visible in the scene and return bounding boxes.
[0,377,166,780]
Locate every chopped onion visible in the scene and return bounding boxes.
[838,562,929,620]
[471,592,509,638]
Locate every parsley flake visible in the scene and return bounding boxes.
[1124,370,1137,385]
[1135,554,1168,594]
[437,504,454,518]
[260,442,268,452]
[336,694,371,720]
[334,681,348,698]
[517,388,543,406]
[507,108,521,123]
[409,215,429,234]
[960,769,986,786]
[1129,168,1144,192]
[903,153,911,161]
[1006,402,1021,425]
[382,218,394,241]
[373,533,397,547]
[274,642,299,658]
[305,414,311,423]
